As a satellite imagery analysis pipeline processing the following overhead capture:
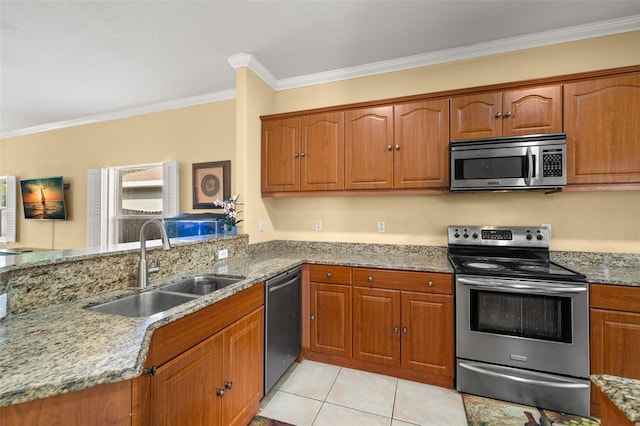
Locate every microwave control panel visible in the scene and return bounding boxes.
[542,149,564,177]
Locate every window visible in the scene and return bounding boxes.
[0,176,17,243]
[87,161,178,248]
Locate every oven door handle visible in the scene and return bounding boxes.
[459,362,589,389]
[457,277,587,294]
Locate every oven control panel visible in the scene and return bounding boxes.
[448,226,550,248]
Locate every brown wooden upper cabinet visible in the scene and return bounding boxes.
[450,85,563,140]
[261,112,345,193]
[564,74,640,185]
[345,100,449,190]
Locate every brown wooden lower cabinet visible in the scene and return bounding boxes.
[309,282,352,357]
[589,283,640,417]
[304,265,454,389]
[353,287,454,378]
[0,380,132,426]
[596,387,634,426]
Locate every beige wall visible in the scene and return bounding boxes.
[250,32,640,253]
[1,101,236,249]
[1,32,639,253]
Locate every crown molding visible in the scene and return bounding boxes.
[228,53,278,89]
[276,14,640,90]
[1,89,237,139]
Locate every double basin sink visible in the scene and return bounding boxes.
[88,275,243,318]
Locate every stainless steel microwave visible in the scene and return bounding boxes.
[450,133,566,191]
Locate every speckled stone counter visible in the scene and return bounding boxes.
[0,241,452,408]
[1,237,638,409]
[551,251,640,286]
[591,374,640,425]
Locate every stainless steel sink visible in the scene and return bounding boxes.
[87,275,243,317]
[160,275,242,295]
[88,291,198,318]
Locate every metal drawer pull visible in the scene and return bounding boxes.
[300,152,306,157]
[458,362,589,389]
[294,153,299,158]
[393,326,399,333]
[427,281,434,287]
[402,327,408,334]
[310,315,315,321]
[217,389,225,397]
[504,111,512,117]
[327,272,332,278]
[495,112,502,118]
[225,381,233,389]
[367,276,373,282]
[395,144,400,150]
[387,145,393,150]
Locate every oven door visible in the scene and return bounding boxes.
[456,275,589,379]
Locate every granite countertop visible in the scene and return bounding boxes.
[0,248,452,408]
[0,242,638,409]
[591,374,640,425]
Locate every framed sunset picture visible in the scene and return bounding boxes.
[20,176,68,220]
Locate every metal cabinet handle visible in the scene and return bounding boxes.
[504,111,512,118]
[367,276,373,282]
[395,144,400,150]
[327,272,332,278]
[393,326,399,333]
[427,281,434,287]
[495,112,502,118]
[217,389,225,397]
[402,327,408,334]
[300,152,306,157]
[387,145,393,151]
[225,381,233,389]
[294,153,299,158]
[310,315,316,321]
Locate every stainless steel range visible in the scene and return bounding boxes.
[448,225,590,416]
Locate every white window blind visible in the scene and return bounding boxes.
[0,176,17,243]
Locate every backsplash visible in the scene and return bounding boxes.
[3,235,249,315]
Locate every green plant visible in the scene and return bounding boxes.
[214,195,243,227]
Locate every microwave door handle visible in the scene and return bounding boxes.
[524,147,533,186]
[458,362,590,390]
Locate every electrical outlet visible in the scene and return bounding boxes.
[259,220,264,232]
[0,293,7,319]
[541,224,552,237]
[218,249,228,260]
[377,221,385,233]
[315,220,322,231]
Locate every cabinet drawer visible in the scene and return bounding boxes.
[309,264,352,285]
[590,283,640,313]
[353,268,453,295]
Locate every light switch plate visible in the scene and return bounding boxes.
[377,221,385,233]
[218,249,228,260]
[0,293,7,319]
[315,220,322,231]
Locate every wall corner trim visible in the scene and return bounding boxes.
[228,52,278,90]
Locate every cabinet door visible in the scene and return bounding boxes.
[451,92,502,140]
[152,333,222,426]
[564,74,640,184]
[261,118,300,192]
[310,282,352,357]
[353,287,401,366]
[301,112,345,191]
[345,106,394,189]
[401,292,454,377]
[590,308,640,416]
[394,99,449,188]
[503,85,562,136]
[222,307,264,426]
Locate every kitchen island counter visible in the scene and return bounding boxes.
[0,243,452,408]
[591,374,640,425]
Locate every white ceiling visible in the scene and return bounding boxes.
[1,1,639,137]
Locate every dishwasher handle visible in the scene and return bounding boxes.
[266,266,302,292]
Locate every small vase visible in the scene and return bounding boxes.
[224,224,237,236]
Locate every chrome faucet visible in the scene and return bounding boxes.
[138,219,171,288]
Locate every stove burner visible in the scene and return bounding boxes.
[464,262,505,271]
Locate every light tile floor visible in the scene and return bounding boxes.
[258,360,468,426]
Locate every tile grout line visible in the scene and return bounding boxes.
[310,365,342,426]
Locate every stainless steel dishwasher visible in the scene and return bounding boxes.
[264,266,302,394]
